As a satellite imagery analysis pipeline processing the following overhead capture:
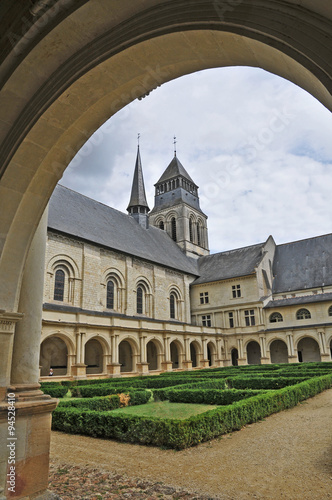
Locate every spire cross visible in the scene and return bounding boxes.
[137,133,140,147]
[173,135,177,156]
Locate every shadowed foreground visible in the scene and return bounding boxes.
[50,389,332,499]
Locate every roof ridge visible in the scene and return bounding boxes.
[277,232,332,247]
[203,241,265,259]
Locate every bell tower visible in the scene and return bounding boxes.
[149,152,209,258]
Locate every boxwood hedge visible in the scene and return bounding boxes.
[52,373,332,449]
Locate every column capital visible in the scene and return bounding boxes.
[0,311,24,334]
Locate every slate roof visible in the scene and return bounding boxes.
[193,242,266,285]
[155,155,197,186]
[264,292,332,309]
[48,185,198,276]
[272,234,332,293]
[127,146,149,210]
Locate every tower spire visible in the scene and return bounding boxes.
[127,141,150,228]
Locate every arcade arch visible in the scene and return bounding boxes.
[297,337,321,363]
[84,338,105,374]
[269,339,289,364]
[119,340,134,373]
[246,340,261,365]
[231,348,239,366]
[190,341,201,368]
[170,340,183,369]
[39,336,69,377]
[146,339,161,371]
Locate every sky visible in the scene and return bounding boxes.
[61,66,332,254]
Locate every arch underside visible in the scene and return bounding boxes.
[0,0,331,311]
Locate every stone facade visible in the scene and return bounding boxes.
[40,157,332,381]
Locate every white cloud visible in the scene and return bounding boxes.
[61,67,332,254]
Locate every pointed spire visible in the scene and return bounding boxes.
[127,144,149,213]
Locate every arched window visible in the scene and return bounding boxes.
[171,217,177,242]
[197,223,201,246]
[54,269,65,301]
[170,293,176,319]
[106,280,114,309]
[189,218,193,242]
[159,221,164,230]
[137,286,144,314]
[328,305,332,316]
[296,308,311,320]
[269,312,283,323]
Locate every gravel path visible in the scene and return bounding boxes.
[50,389,332,499]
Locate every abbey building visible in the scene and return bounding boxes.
[40,148,332,379]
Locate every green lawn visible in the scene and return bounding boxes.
[111,400,218,419]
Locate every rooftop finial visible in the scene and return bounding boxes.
[173,135,177,157]
[137,133,140,148]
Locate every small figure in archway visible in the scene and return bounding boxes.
[49,368,54,376]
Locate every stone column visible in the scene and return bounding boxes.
[182,337,192,370]
[200,338,209,368]
[260,335,270,364]
[287,332,298,363]
[0,208,57,499]
[10,208,50,393]
[318,330,330,362]
[161,335,172,371]
[71,330,87,378]
[237,338,247,365]
[223,338,232,366]
[214,338,223,367]
[137,335,149,374]
[107,333,121,377]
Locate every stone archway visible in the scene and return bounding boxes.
[190,341,200,368]
[84,338,104,374]
[39,336,68,376]
[170,341,181,369]
[119,340,133,373]
[1,2,332,498]
[231,348,239,367]
[207,342,216,367]
[270,339,289,364]
[247,341,261,365]
[297,337,321,363]
[147,340,159,371]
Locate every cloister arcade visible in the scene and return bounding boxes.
[39,332,330,379]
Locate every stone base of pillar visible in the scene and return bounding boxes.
[161,361,173,372]
[200,359,210,368]
[288,355,299,364]
[136,362,149,375]
[107,363,122,377]
[71,363,87,378]
[320,353,331,362]
[182,360,193,370]
[214,359,223,367]
[260,357,271,365]
[222,359,232,367]
[0,392,58,499]
[237,358,247,366]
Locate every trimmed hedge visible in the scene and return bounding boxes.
[58,390,151,411]
[167,388,265,405]
[41,385,68,398]
[59,394,121,411]
[52,374,332,449]
[227,376,309,390]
